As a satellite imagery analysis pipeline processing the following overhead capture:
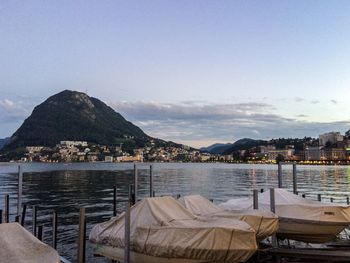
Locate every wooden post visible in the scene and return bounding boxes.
[292,163,297,194]
[38,225,43,241]
[32,206,37,236]
[18,165,23,216]
[52,211,58,249]
[253,189,259,210]
[347,196,349,205]
[133,163,138,204]
[113,185,117,217]
[77,207,86,263]
[4,194,9,223]
[20,204,26,226]
[318,194,322,202]
[278,163,282,188]
[124,185,132,263]
[270,188,277,247]
[149,165,153,198]
[270,188,276,213]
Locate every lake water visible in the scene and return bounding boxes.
[1,162,350,262]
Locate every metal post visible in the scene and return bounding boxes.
[133,163,138,204]
[331,197,334,203]
[260,189,264,193]
[152,191,155,197]
[347,196,349,205]
[150,165,153,198]
[32,206,37,236]
[270,188,277,247]
[278,163,282,188]
[124,185,132,263]
[302,194,305,198]
[52,211,58,249]
[15,215,19,222]
[20,204,26,226]
[38,225,43,241]
[292,163,297,194]
[18,165,23,216]
[77,207,86,263]
[0,209,2,224]
[4,194,9,223]
[113,185,117,217]
[253,189,259,210]
[318,194,322,202]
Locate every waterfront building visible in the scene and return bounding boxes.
[323,148,346,161]
[60,141,88,147]
[305,147,323,161]
[267,149,295,161]
[319,132,343,146]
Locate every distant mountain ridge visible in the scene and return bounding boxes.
[200,143,233,154]
[201,138,268,154]
[2,90,172,152]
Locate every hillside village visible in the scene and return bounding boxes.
[2,130,350,164]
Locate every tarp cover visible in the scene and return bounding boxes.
[178,195,278,240]
[0,223,60,263]
[90,196,257,262]
[219,189,350,223]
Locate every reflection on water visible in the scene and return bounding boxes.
[1,162,350,262]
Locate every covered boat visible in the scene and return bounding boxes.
[178,195,278,241]
[0,223,60,263]
[220,189,350,243]
[90,196,258,263]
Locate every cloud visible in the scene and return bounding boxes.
[311,100,319,104]
[294,97,304,102]
[330,99,338,104]
[109,100,350,147]
[296,114,308,118]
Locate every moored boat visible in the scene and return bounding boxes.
[219,189,350,243]
[90,196,258,263]
[178,194,279,241]
[0,223,60,263]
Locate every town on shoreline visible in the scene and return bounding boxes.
[1,131,350,165]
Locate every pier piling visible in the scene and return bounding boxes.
[253,189,259,210]
[0,209,2,223]
[124,185,132,263]
[270,188,278,247]
[38,225,43,241]
[318,194,322,202]
[150,165,153,198]
[52,211,58,249]
[113,185,117,217]
[292,163,297,194]
[133,163,138,204]
[20,204,26,226]
[347,196,349,205]
[18,165,23,216]
[77,207,86,263]
[278,163,282,188]
[4,194,9,223]
[32,206,37,236]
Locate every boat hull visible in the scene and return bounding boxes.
[277,217,349,243]
[93,244,254,263]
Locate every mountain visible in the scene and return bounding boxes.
[2,90,167,151]
[222,138,268,155]
[200,143,233,154]
[0,138,10,150]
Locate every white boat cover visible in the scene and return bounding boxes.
[90,196,257,262]
[0,223,60,263]
[219,189,350,223]
[178,195,278,240]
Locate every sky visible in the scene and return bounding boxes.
[1,0,350,148]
